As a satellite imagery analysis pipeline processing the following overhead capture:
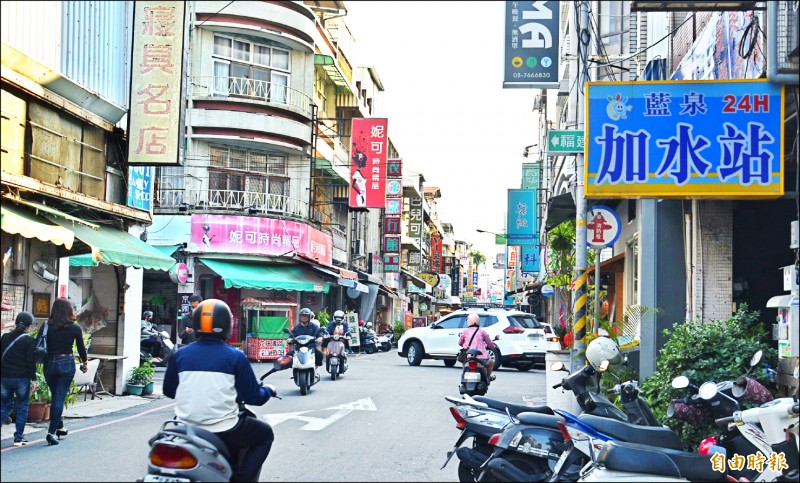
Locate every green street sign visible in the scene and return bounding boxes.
[547,130,584,154]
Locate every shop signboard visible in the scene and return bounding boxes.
[586,79,784,198]
[412,317,427,328]
[128,1,186,165]
[429,235,443,273]
[408,194,424,272]
[503,0,560,89]
[384,254,400,272]
[126,166,154,211]
[547,130,585,154]
[507,189,538,245]
[345,312,360,346]
[189,214,333,265]
[349,118,388,208]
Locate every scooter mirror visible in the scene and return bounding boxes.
[550,362,566,371]
[749,350,763,367]
[698,381,718,400]
[599,360,610,372]
[671,376,690,389]
[283,328,291,334]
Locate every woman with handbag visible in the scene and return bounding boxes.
[0,312,38,446]
[457,314,498,381]
[37,298,88,446]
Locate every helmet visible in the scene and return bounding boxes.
[192,299,232,339]
[585,337,622,371]
[143,311,154,319]
[299,308,313,319]
[333,310,345,320]
[366,322,373,328]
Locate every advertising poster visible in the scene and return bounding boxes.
[349,118,388,208]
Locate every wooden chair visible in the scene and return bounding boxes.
[72,359,100,401]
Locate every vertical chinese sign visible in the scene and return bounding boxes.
[128,1,186,166]
[408,193,424,273]
[586,79,784,198]
[520,163,540,274]
[506,189,538,245]
[349,118,388,208]
[429,235,442,273]
[383,159,402,272]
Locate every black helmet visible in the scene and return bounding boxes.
[143,311,154,319]
[192,299,232,339]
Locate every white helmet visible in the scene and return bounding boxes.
[333,310,345,321]
[366,322,373,328]
[586,337,622,371]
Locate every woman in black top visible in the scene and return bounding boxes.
[38,298,88,446]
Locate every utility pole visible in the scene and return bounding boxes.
[571,0,590,371]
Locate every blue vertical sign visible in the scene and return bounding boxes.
[520,164,540,274]
[126,166,153,211]
[507,189,538,245]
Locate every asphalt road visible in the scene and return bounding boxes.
[0,349,548,482]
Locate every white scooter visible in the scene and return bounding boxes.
[284,328,320,395]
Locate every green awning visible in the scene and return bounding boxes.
[152,244,181,257]
[1,204,75,249]
[49,218,176,271]
[69,254,96,267]
[200,258,330,292]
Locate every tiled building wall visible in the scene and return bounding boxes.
[694,201,733,323]
[670,11,714,72]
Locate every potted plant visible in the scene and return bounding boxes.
[128,358,155,396]
[29,367,51,421]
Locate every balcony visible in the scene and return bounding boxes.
[192,76,313,118]
[156,188,309,220]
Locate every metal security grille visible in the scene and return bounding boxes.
[1,283,26,330]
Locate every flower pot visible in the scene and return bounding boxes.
[142,381,155,396]
[28,402,47,422]
[127,383,145,396]
[42,404,51,421]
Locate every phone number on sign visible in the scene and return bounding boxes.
[513,72,552,79]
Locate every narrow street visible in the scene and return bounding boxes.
[1,349,547,482]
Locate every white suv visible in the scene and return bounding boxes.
[397,307,560,371]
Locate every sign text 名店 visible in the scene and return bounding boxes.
[128,1,186,166]
[586,80,784,198]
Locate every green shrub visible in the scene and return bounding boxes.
[129,358,155,385]
[316,310,330,326]
[392,320,406,342]
[640,306,776,450]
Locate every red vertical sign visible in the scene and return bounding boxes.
[430,235,443,273]
[349,118,388,208]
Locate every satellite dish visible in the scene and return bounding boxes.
[32,259,58,284]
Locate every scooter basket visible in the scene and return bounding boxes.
[731,376,773,405]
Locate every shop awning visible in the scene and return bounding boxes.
[357,270,382,285]
[294,255,366,292]
[241,297,298,309]
[152,244,181,257]
[49,217,176,271]
[545,192,577,231]
[1,204,74,249]
[200,259,330,292]
[3,195,98,229]
[767,295,794,308]
[378,284,399,300]
[69,254,96,267]
[339,278,369,293]
[401,268,430,290]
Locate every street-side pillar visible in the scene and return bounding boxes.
[117,266,144,394]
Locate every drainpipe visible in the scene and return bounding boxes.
[767,2,798,84]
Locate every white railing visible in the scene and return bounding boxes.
[156,188,309,219]
[192,76,313,117]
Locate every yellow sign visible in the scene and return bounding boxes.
[417,272,439,288]
[128,1,186,166]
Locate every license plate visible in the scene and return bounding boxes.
[142,475,191,483]
[463,372,481,381]
[528,333,542,338]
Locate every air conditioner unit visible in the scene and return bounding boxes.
[351,239,365,255]
[313,210,325,223]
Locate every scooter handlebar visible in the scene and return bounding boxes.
[715,416,735,428]
[553,382,563,389]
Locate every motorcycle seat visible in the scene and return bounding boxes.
[579,414,684,450]
[163,425,231,461]
[473,396,554,416]
[516,411,564,428]
[598,440,727,482]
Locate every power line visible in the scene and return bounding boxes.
[191,1,235,31]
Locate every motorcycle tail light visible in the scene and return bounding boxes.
[468,361,478,370]
[150,443,198,469]
[503,326,525,334]
[488,433,502,446]
[449,406,468,430]
[557,421,571,442]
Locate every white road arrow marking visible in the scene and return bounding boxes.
[262,397,377,431]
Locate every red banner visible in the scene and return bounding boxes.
[430,235,443,273]
[349,118,388,208]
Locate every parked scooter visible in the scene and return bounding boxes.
[139,356,290,482]
[323,331,348,380]
[283,328,321,395]
[357,324,378,354]
[376,332,393,352]
[140,330,176,368]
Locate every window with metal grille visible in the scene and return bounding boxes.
[212,34,291,103]
[208,145,289,200]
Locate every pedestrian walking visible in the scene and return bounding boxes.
[1,312,38,446]
[178,295,202,346]
[38,298,88,446]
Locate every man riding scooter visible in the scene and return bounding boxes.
[289,308,324,368]
[325,310,351,352]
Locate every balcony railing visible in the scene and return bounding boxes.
[192,76,313,117]
[156,188,309,219]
